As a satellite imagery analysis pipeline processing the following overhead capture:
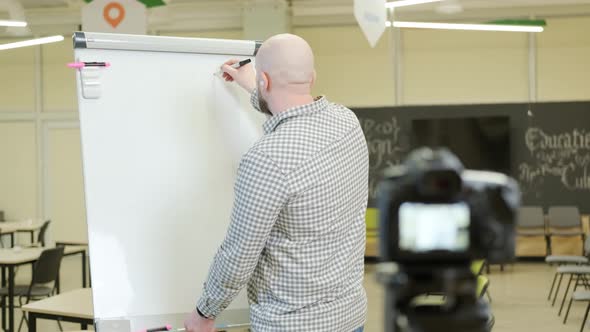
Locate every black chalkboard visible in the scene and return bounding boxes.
[354,108,411,202]
[353,101,590,213]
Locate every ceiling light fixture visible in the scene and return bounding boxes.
[387,21,544,32]
[0,20,27,27]
[0,35,65,51]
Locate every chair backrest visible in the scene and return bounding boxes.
[517,206,545,228]
[548,206,581,228]
[471,260,485,276]
[477,275,490,299]
[32,246,64,285]
[37,220,51,246]
[584,236,590,257]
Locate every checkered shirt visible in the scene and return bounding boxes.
[197,89,369,332]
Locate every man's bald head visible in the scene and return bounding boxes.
[256,34,316,92]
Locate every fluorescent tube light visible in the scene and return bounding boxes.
[389,21,544,32]
[0,35,65,51]
[385,0,442,8]
[0,20,27,27]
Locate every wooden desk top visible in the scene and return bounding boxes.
[22,288,93,319]
[55,240,88,246]
[0,220,44,233]
[0,246,86,265]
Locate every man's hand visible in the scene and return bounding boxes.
[184,309,216,332]
[221,59,256,94]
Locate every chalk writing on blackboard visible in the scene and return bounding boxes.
[518,127,590,193]
[358,116,409,200]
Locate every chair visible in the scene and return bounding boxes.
[517,206,549,254]
[471,260,486,276]
[547,206,585,254]
[471,260,492,302]
[476,275,490,299]
[477,273,492,303]
[547,236,590,302]
[29,220,51,247]
[565,290,590,332]
[517,206,546,233]
[0,247,65,332]
[549,265,590,318]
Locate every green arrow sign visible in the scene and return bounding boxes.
[486,19,547,27]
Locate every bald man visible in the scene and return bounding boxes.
[184,34,368,332]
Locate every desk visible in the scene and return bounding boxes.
[0,221,44,247]
[22,288,93,332]
[57,246,89,291]
[0,246,87,332]
[98,309,250,332]
[55,241,90,287]
[56,240,88,247]
[24,288,249,332]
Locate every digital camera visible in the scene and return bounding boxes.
[378,148,520,266]
[376,148,521,332]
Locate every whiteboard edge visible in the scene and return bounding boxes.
[73,31,261,56]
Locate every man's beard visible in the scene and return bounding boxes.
[258,94,272,116]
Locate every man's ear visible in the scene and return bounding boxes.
[310,70,317,88]
[260,72,270,92]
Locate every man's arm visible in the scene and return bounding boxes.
[196,148,289,317]
[219,59,263,113]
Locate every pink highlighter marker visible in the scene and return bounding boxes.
[137,325,173,332]
[67,62,111,68]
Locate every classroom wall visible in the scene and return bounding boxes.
[42,40,78,112]
[537,16,590,101]
[0,122,37,220]
[402,29,529,105]
[294,26,397,107]
[46,127,87,242]
[297,17,590,106]
[0,16,588,242]
[0,38,36,112]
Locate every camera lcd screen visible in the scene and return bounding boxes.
[399,202,470,252]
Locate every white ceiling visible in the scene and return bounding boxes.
[1,0,590,37]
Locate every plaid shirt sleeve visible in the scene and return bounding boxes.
[196,147,289,318]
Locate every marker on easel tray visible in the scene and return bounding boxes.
[137,325,171,332]
[137,325,186,332]
[67,62,111,69]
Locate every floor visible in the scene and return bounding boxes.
[7,259,589,332]
[364,262,589,332]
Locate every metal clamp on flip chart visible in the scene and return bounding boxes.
[68,61,110,100]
